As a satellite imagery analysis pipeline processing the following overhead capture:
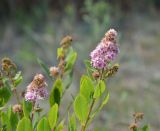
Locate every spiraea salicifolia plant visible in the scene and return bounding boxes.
[0,29,150,131]
[129,112,150,131]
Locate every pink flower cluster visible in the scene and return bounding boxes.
[25,74,48,102]
[90,29,119,69]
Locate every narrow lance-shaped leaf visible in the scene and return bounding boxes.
[37,117,51,131]
[74,95,88,124]
[37,58,52,80]
[68,113,77,131]
[1,112,11,131]
[33,112,41,130]
[65,47,77,72]
[13,71,23,87]
[84,60,96,78]
[16,117,32,131]
[48,104,58,129]
[90,93,110,122]
[55,120,64,131]
[7,106,18,130]
[49,79,63,106]
[0,84,11,107]
[63,70,73,90]
[23,99,32,118]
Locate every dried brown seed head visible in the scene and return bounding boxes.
[106,64,119,77]
[129,123,138,130]
[1,57,17,77]
[1,57,12,65]
[50,66,59,77]
[60,36,72,48]
[12,104,22,113]
[133,112,144,121]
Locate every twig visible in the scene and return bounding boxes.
[81,98,96,131]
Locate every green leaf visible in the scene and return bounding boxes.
[84,60,96,78]
[63,70,73,89]
[65,48,77,72]
[37,58,52,80]
[23,100,32,118]
[55,121,64,131]
[68,113,77,131]
[57,48,64,59]
[80,75,94,103]
[102,93,110,106]
[141,125,150,131]
[33,112,40,130]
[37,117,51,131]
[133,128,139,131]
[13,71,23,87]
[0,106,5,111]
[0,86,11,107]
[49,79,63,106]
[1,112,11,131]
[16,117,32,131]
[90,93,109,122]
[93,81,106,98]
[7,106,18,130]
[48,104,58,129]
[74,95,88,124]
[84,60,92,70]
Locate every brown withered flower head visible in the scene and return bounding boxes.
[12,104,22,113]
[106,64,119,77]
[133,112,144,121]
[60,35,72,49]
[129,123,138,131]
[50,66,59,77]
[1,57,17,77]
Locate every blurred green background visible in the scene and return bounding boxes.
[0,0,160,130]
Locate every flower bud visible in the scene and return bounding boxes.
[92,71,100,79]
[12,104,22,113]
[129,123,137,130]
[50,66,59,77]
[60,36,72,49]
[106,64,119,77]
[133,112,144,121]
